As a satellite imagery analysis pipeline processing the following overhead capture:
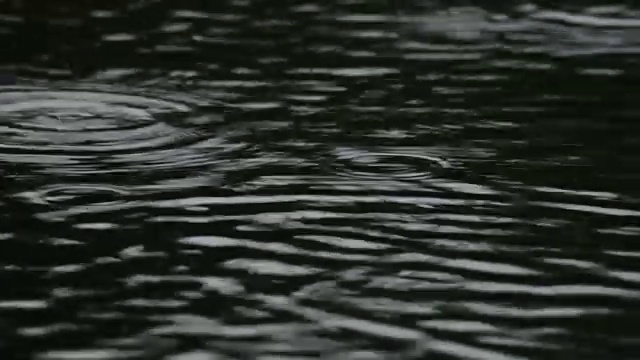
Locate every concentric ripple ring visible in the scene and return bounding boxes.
[0,84,210,159]
[18,183,130,206]
[332,147,451,180]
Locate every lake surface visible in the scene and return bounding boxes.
[1,1,640,359]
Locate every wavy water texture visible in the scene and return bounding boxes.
[1,1,640,359]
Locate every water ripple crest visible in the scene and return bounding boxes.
[0,85,205,151]
[0,84,222,176]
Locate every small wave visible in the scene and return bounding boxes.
[0,84,225,177]
[0,85,203,155]
[331,147,451,181]
[17,183,130,206]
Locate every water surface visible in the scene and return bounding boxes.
[1,1,640,359]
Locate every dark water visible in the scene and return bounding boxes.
[1,1,640,359]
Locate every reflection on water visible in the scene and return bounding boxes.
[1,1,640,359]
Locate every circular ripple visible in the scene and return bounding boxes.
[19,184,129,206]
[332,148,451,180]
[0,85,209,156]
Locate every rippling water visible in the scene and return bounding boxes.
[1,1,640,359]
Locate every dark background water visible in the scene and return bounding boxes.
[1,0,640,359]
